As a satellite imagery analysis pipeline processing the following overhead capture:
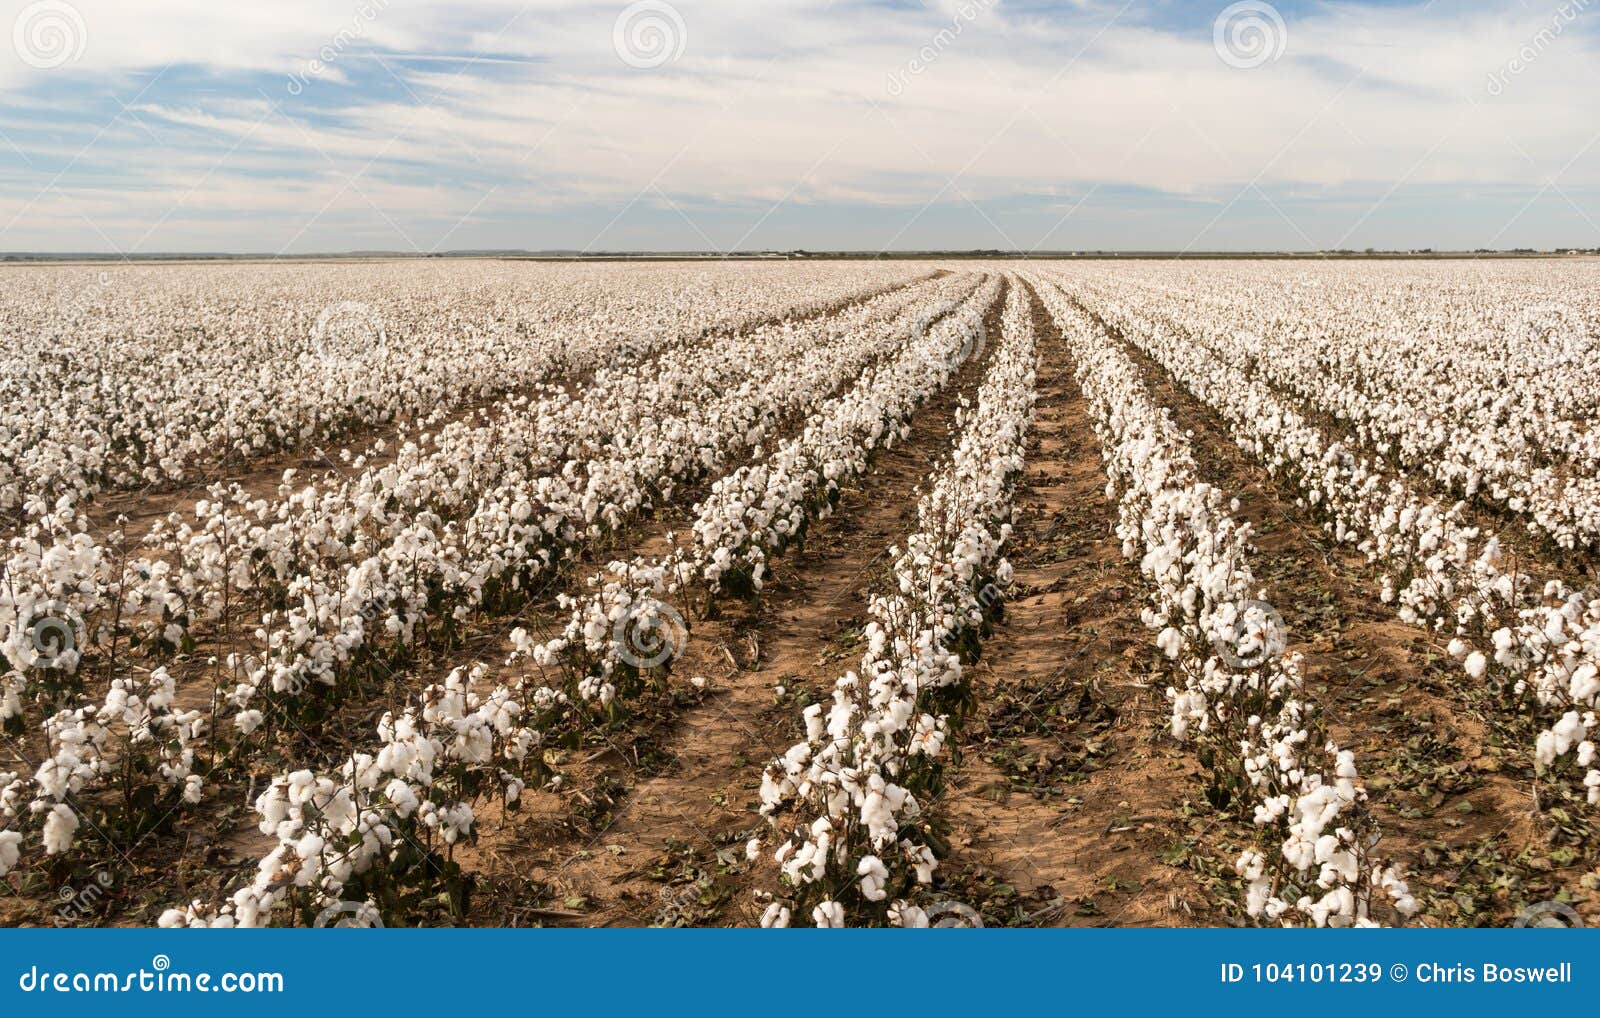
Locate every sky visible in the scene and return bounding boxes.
[0,0,1597,253]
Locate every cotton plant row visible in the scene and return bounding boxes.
[0,274,985,872]
[1079,260,1600,469]
[219,271,983,719]
[1065,264,1600,552]
[157,665,542,927]
[1031,276,1418,928]
[162,559,684,928]
[751,280,1036,929]
[684,274,1004,602]
[160,281,1006,928]
[0,260,931,514]
[512,277,1003,725]
[2,268,966,708]
[1062,277,1600,815]
[0,493,289,879]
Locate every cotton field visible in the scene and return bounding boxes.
[2,258,1597,929]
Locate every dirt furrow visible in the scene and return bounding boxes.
[934,283,1214,928]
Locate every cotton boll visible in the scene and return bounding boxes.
[0,830,21,875]
[41,803,79,854]
[812,900,845,928]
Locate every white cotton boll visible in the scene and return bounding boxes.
[1245,878,1271,918]
[760,903,791,928]
[812,900,845,928]
[0,830,21,875]
[857,855,889,902]
[803,703,824,742]
[42,803,79,854]
[385,779,420,818]
[1156,627,1183,660]
[1463,652,1488,680]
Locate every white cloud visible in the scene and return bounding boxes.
[2,0,1598,250]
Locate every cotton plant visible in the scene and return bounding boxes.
[160,665,538,928]
[755,281,1037,927]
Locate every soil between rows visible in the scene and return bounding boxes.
[934,281,1216,927]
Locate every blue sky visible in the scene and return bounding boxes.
[1,0,1597,253]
